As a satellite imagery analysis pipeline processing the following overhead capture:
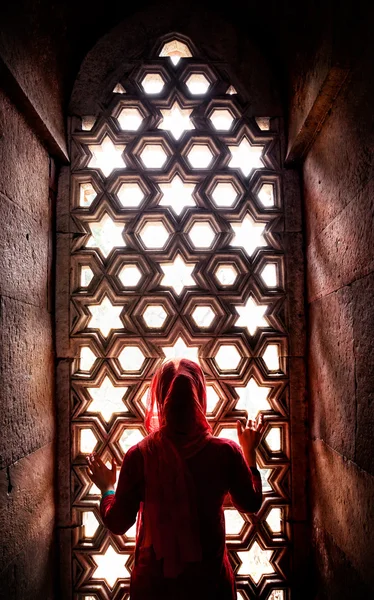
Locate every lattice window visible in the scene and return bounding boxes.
[68,34,291,600]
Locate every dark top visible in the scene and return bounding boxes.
[100,436,262,600]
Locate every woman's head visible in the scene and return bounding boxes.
[145,358,209,435]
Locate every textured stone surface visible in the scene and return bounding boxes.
[0,443,55,579]
[310,440,374,592]
[306,176,374,302]
[0,89,50,221]
[0,193,50,307]
[0,296,55,468]
[308,287,355,461]
[352,272,374,475]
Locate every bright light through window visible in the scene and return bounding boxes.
[79,183,97,207]
[88,136,126,177]
[87,376,127,422]
[192,305,216,328]
[266,507,282,534]
[87,297,123,337]
[235,378,271,420]
[119,264,142,287]
[206,385,220,413]
[257,182,275,207]
[160,255,196,295]
[261,263,278,287]
[230,214,267,257]
[188,222,216,248]
[139,221,170,249]
[158,102,194,140]
[159,175,196,215]
[80,346,96,371]
[80,266,94,287]
[91,545,130,587]
[141,73,165,94]
[210,109,234,131]
[211,182,238,207]
[224,509,245,535]
[80,428,97,454]
[119,428,145,453]
[234,296,269,335]
[82,511,100,538]
[187,144,214,168]
[266,427,282,451]
[228,137,264,177]
[117,107,143,131]
[162,337,199,363]
[86,214,125,258]
[186,73,211,94]
[215,264,238,286]
[263,344,280,371]
[143,305,168,328]
[159,40,193,65]
[237,541,274,583]
[140,144,168,168]
[117,182,145,207]
[118,346,146,371]
[215,345,241,371]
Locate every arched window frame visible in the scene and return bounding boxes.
[55,29,307,600]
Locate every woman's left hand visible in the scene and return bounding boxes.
[86,452,117,493]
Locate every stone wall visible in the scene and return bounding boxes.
[0,88,56,599]
[301,37,374,599]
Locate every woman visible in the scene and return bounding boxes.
[87,358,265,599]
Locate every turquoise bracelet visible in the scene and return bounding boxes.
[102,490,115,500]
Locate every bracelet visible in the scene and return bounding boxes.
[101,490,115,499]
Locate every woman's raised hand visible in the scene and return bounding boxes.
[86,452,117,493]
[236,414,266,466]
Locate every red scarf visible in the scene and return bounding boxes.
[138,359,212,578]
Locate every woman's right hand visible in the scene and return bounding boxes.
[236,414,265,465]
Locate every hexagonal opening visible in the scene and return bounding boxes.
[117,107,143,131]
[119,264,142,287]
[139,221,170,249]
[141,73,165,94]
[186,73,210,94]
[262,344,280,371]
[211,181,238,207]
[118,346,146,371]
[143,305,168,328]
[79,182,97,207]
[214,345,241,371]
[187,144,214,168]
[206,385,220,413]
[261,263,278,287]
[265,427,282,452]
[210,109,234,131]
[80,265,94,287]
[214,264,238,286]
[266,507,282,534]
[140,144,168,168]
[224,508,246,535]
[257,182,275,207]
[188,222,216,248]
[191,305,215,328]
[119,428,145,453]
[79,346,96,371]
[80,428,98,454]
[117,182,145,207]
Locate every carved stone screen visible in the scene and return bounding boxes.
[66,35,294,600]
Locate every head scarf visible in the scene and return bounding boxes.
[138,358,212,577]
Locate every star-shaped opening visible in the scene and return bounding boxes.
[160,254,196,295]
[229,214,267,257]
[237,541,275,583]
[88,136,126,177]
[87,296,123,337]
[87,376,127,422]
[91,544,130,588]
[234,296,269,335]
[86,214,125,258]
[159,174,196,215]
[228,137,264,177]
[162,337,199,363]
[234,378,271,420]
[158,102,194,140]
